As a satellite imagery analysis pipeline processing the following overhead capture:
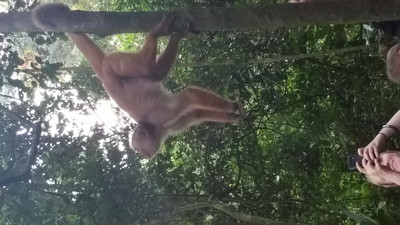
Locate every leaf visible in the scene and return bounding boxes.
[7,78,27,91]
[343,210,377,225]
[35,56,43,64]
[17,57,24,65]
[31,81,37,88]
[30,62,37,69]
[59,33,69,41]
[14,0,26,9]
[376,202,397,225]
[34,36,46,45]
[51,62,63,69]
[377,201,386,211]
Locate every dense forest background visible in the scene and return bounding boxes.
[0,0,400,224]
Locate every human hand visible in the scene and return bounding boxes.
[358,134,386,161]
[356,158,390,178]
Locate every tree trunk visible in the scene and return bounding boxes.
[1,0,400,36]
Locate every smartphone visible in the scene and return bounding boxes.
[347,154,363,171]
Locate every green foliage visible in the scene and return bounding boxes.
[376,202,397,225]
[1,0,400,224]
[345,201,398,225]
[344,210,377,225]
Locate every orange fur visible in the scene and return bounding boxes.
[32,4,242,159]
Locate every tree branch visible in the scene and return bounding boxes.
[1,1,400,36]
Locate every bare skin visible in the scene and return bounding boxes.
[32,4,242,159]
[356,152,400,187]
[357,110,400,161]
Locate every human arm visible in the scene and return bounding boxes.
[382,169,400,186]
[359,110,400,160]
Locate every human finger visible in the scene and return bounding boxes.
[363,148,371,161]
[356,162,366,174]
[373,147,380,160]
[374,158,381,170]
[368,147,376,160]
[362,158,368,168]
[358,148,364,157]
